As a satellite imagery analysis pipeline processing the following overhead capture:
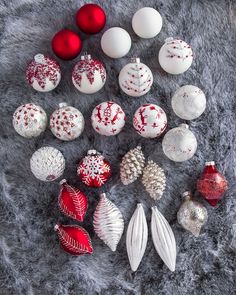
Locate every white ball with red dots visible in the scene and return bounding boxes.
[91,101,126,136]
[133,103,167,138]
[158,38,193,74]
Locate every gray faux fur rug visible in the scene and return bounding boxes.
[0,0,236,294]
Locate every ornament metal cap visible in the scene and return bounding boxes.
[179,123,189,129]
[182,191,192,200]
[99,192,106,199]
[205,161,215,166]
[34,54,46,64]
[59,102,68,108]
[88,149,100,155]
[131,57,140,63]
[54,224,60,231]
[165,37,174,43]
[59,179,67,185]
[81,52,91,60]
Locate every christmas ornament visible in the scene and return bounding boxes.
[132,7,162,39]
[177,191,208,236]
[120,146,145,185]
[50,103,84,141]
[76,3,106,34]
[58,179,88,222]
[197,161,228,206]
[72,53,106,94]
[101,27,131,58]
[13,103,47,138]
[151,206,176,272]
[30,146,65,182]
[142,160,166,201]
[55,224,93,255]
[91,101,126,136]
[126,204,148,272]
[158,37,193,74]
[26,54,61,92]
[162,123,197,162]
[133,103,167,138]
[118,58,153,97]
[93,193,124,251]
[172,85,206,120]
[77,150,111,188]
[52,29,82,60]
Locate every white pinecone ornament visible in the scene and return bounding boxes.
[120,146,145,185]
[142,160,166,200]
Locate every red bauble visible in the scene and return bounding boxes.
[76,4,106,34]
[51,29,82,60]
[77,150,111,187]
[197,161,228,206]
[55,224,93,255]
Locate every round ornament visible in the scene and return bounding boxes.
[119,58,153,97]
[91,101,126,136]
[72,54,106,94]
[26,54,61,92]
[133,103,167,138]
[158,38,193,74]
[13,103,47,138]
[101,27,131,58]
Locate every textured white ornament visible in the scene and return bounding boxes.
[162,123,197,162]
[126,204,148,271]
[50,103,84,141]
[91,101,126,136]
[119,58,153,97]
[30,146,65,182]
[13,103,47,138]
[93,193,124,251]
[101,27,131,58]
[158,38,193,74]
[133,103,167,138]
[132,7,162,39]
[151,206,176,272]
[171,85,206,120]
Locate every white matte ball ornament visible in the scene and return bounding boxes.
[171,85,206,120]
[132,7,162,39]
[158,38,193,74]
[162,124,197,162]
[101,27,131,58]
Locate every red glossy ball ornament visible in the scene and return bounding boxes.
[197,161,228,206]
[51,29,82,60]
[76,4,106,34]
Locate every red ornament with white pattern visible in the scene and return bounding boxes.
[133,103,167,138]
[77,150,111,188]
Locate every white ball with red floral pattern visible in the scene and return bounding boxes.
[133,103,167,138]
[26,54,61,92]
[91,101,126,136]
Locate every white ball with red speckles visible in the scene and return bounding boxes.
[91,101,126,136]
[133,103,167,138]
[50,103,84,141]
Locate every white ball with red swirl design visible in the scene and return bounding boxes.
[26,54,61,92]
[50,103,84,141]
[91,101,126,136]
[13,103,47,138]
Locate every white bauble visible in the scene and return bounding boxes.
[133,103,167,138]
[171,85,206,120]
[162,124,197,162]
[13,103,47,138]
[158,38,193,74]
[101,27,131,58]
[132,7,162,38]
[119,58,153,97]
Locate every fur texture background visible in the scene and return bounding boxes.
[0,0,236,294]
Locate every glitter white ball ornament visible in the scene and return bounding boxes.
[72,54,106,94]
[132,7,162,39]
[50,103,84,141]
[119,58,153,97]
[101,27,131,58]
[13,103,47,138]
[133,103,167,138]
[171,85,206,120]
[162,124,197,162]
[158,38,193,74]
[30,146,65,182]
[26,54,61,92]
[91,101,126,136]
